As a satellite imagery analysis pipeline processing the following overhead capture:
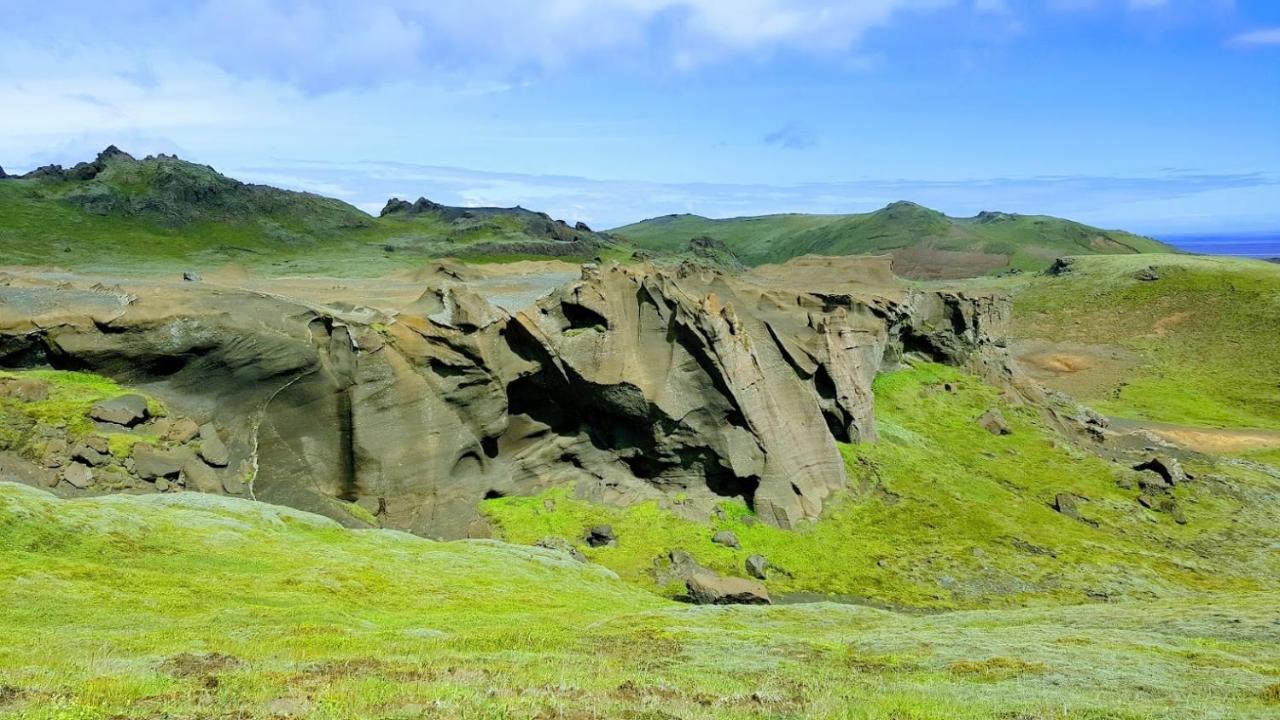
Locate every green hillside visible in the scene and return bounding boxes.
[613,202,1173,277]
[0,148,615,275]
[3,480,1279,719]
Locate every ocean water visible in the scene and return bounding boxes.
[1160,233,1280,259]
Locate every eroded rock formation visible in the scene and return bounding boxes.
[0,257,1012,537]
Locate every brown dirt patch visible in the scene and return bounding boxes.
[1146,427,1280,454]
[161,652,242,678]
[1021,353,1095,374]
[889,247,1009,280]
[1012,340,1142,400]
[1148,311,1192,338]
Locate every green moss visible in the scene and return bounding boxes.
[487,362,1280,609]
[106,433,153,460]
[0,369,139,438]
[342,501,379,527]
[1,483,1278,718]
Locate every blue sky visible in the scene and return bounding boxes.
[1,0,1277,232]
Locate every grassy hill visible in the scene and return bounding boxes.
[1007,254,1280,433]
[613,202,1173,278]
[0,148,617,275]
[3,479,1279,719]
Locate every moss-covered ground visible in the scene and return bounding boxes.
[2,482,1279,719]
[485,363,1280,610]
[0,370,163,461]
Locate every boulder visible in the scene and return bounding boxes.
[583,524,616,548]
[536,537,587,563]
[198,424,230,467]
[745,554,769,580]
[71,444,110,467]
[978,408,1012,436]
[574,221,592,232]
[711,530,740,549]
[1134,455,1188,486]
[1052,493,1081,519]
[62,463,93,489]
[686,570,770,605]
[133,444,193,480]
[89,395,149,426]
[164,418,201,444]
[221,472,245,495]
[1133,266,1160,282]
[182,460,222,494]
[182,272,202,282]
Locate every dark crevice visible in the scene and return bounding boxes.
[483,490,506,500]
[481,436,499,459]
[813,364,852,443]
[561,301,608,331]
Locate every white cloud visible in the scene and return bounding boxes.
[1229,28,1280,47]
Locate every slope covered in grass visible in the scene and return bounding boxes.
[486,363,1280,609]
[0,149,615,275]
[613,202,1171,276]
[1011,254,1280,430]
[2,482,1279,719]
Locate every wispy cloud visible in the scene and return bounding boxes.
[763,123,817,150]
[1229,28,1280,48]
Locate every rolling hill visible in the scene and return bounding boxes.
[613,201,1174,278]
[0,147,615,275]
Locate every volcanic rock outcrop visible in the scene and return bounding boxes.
[0,257,1011,537]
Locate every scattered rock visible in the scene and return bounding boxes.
[745,554,769,579]
[182,460,222,493]
[62,463,93,489]
[1133,266,1160,282]
[182,271,202,282]
[1052,493,1081,519]
[574,221,592,232]
[536,537,587,563]
[164,417,201,444]
[711,530,740,548]
[1045,257,1075,276]
[89,394,149,426]
[686,570,771,605]
[978,408,1012,436]
[198,423,230,467]
[133,444,192,480]
[583,524,616,547]
[161,652,241,678]
[71,443,110,467]
[221,472,245,495]
[1135,455,1188,486]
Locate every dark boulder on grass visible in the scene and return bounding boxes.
[1052,493,1081,519]
[745,554,770,579]
[89,394,149,427]
[62,463,93,489]
[133,444,194,481]
[182,271,202,282]
[1133,266,1160,282]
[583,524,616,547]
[1135,455,1189,486]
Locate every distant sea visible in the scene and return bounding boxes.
[1159,232,1280,260]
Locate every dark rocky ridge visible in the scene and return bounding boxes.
[0,257,1014,537]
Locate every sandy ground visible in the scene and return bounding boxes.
[1012,339,1143,400]
[1109,418,1280,454]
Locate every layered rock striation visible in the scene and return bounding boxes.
[0,257,1011,537]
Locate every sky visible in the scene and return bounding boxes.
[1,0,1277,233]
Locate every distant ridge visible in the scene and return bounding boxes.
[612,200,1174,279]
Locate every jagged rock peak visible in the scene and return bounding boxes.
[381,196,443,217]
[974,210,1015,223]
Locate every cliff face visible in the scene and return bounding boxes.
[0,258,1013,537]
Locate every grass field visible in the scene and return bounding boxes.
[2,482,1279,719]
[1009,254,1280,430]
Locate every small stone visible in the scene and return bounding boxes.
[536,537,587,563]
[71,444,110,467]
[155,478,172,492]
[62,463,93,489]
[712,530,740,549]
[182,460,222,493]
[165,418,200,444]
[745,554,769,579]
[198,423,230,467]
[583,524,616,548]
[89,394,149,426]
[977,408,1012,436]
[1134,455,1188,486]
[221,473,245,495]
[183,271,202,282]
[1052,493,1081,519]
[132,444,192,480]
[83,435,109,454]
[686,570,770,605]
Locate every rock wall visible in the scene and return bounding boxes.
[0,259,1013,537]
